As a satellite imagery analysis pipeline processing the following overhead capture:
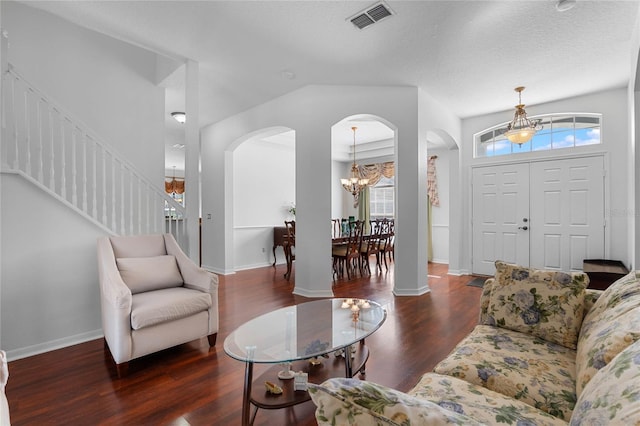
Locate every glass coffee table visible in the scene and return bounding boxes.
[224,298,387,425]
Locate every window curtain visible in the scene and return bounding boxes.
[358,186,371,234]
[165,178,185,194]
[358,161,395,185]
[428,195,433,262]
[427,156,439,207]
[427,156,439,262]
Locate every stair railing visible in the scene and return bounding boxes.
[1,64,187,246]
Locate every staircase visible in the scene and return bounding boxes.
[1,64,187,246]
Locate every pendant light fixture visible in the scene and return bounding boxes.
[340,126,369,206]
[504,87,542,146]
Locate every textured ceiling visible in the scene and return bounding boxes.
[21,0,640,167]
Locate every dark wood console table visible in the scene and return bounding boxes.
[272,226,287,266]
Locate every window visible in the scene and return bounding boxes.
[474,114,601,158]
[370,176,394,219]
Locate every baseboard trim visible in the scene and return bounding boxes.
[393,285,431,296]
[292,287,334,298]
[6,329,104,362]
[202,264,236,275]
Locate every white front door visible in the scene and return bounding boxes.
[529,156,605,271]
[472,156,605,275]
[472,164,531,276]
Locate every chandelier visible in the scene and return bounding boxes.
[504,87,542,145]
[341,126,369,205]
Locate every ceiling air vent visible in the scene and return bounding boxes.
[349,1,394,30]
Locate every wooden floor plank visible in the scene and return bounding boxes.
[5,262,482,425]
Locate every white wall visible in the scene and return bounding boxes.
[1,175,104,358]
[461,88,630,273]
[233,138,295,269]
[201,85,430,297]
[0,3,166,358]
[2,1,165,185]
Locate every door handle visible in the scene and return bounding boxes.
[518,226,528,231]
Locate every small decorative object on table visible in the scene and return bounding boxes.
[277,362,294,379]
[293,371,308,391]
[264,381,283,395]
[304,339,330,366]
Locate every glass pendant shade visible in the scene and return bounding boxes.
[504,87,542,145]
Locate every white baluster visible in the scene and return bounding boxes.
[129,168,134,235]
[37,96,44,184]
[111,157,117,232]
[70,126,77,207]
[60,118,67,200]
[120,162,125,234]
[101,145,107,226]
[81,131,87,213]
[49,107,56,192]
[138,180,142,234]
[24,89,31,175]
[91,136,97,220]
[11,75,18,169]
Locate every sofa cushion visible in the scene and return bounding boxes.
[117,255,183,294]
[575,271,640,394]
[130,287,211,330]
[433,325,577,420]
[571,338,640,425]
[409,373,567,426]
[308,378,481,425]
[488,261,588,349]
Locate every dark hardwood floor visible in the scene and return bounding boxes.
[6,262,483,425]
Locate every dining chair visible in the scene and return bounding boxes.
[361,220,382,274]
[283,220,296,280]
[331,219,342,239]
[374,218,393,271]
[381,218,395,266]
[332,220,363,280]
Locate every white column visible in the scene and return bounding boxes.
[185,59,200,262]
[292,125,334,298]
[394,123,430,296]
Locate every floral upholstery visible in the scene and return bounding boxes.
[433,325,577,420]
[409,373,567,426]
[487,261,588,349]
[478,278,495,325]
[575,271,640,394]
[571,338,640,425]
[308,378,481,425]
[310,264,640,426]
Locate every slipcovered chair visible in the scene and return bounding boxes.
[97,234,218,378]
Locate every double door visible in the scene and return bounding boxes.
[472,156,605,276]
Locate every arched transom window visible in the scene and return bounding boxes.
[474,113,602,158]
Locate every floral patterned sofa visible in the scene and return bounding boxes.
[309,261,640,425]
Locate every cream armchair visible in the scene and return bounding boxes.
[97,234,218,378]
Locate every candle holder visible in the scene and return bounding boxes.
[277,362,294,379]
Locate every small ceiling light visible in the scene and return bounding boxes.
[556,0,576,12]
[171,112,186,124]
[504,87,543,146]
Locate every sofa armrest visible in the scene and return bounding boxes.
[478,277,495,325]
[309,378,481,425]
